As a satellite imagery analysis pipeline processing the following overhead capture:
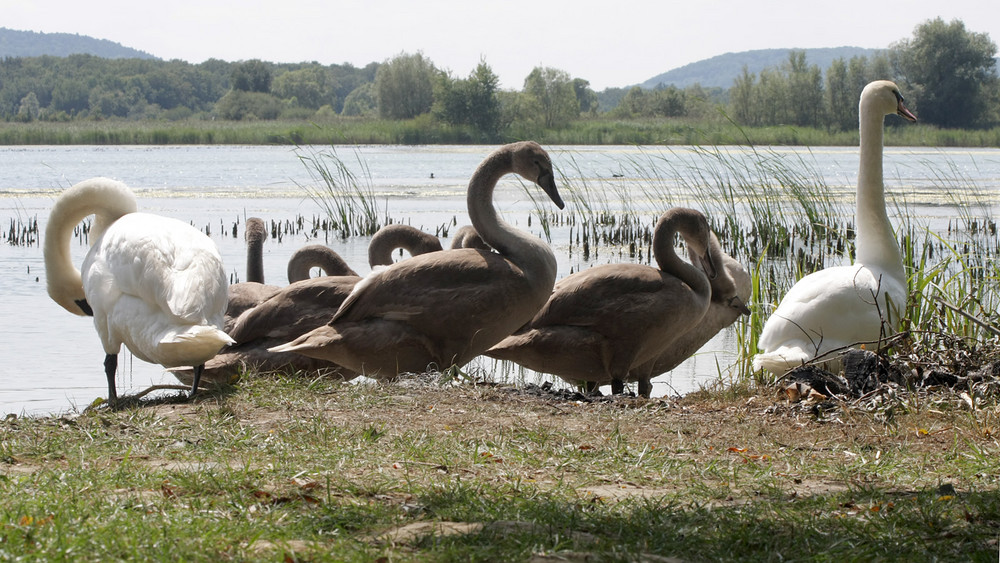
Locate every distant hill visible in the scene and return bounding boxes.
[640,47,882,89]
[0,27,157,59]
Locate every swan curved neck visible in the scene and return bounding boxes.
[468,149,556,283]
[289,246,357,281]
[856,103,903,277]
[44,179,138,315]
[368,225,443,267]
[653,218,710,299]
[467,150,511,249]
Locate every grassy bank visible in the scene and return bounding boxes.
[2,117,999,147]
[2,374,999,561]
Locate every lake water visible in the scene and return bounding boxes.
[2,144,999,417]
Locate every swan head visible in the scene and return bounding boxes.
[245,217,267,244]
[863,80,917,122]
[662,207,717,279]
[46,268,92,316]
[713,262,752,316]
[689,231,751,316]
[511,141,565,210]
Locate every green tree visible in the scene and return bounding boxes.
[375,52,435,119]
[215,90,282,120]
[869,55,892,83]
[651,85,686,117]
[50,79,90,114]
[465,61,503,136]
[824,58,854,130]
[755,67,787,125]
[231,60,273,93]
[572,78,598,114]
[729,51,828,128]
[329,62,378,113]
[16,92,39,121]
[272,67,330,109]
[342,82,377,117]
[891,18,999,128]
[846,55,875,102]
[610,85,685,118]
[681,84,721,120]
[433,72,468,125]
[433,60,504,139]
[729,66,757,125]
[615,86,648,117]
[785,51,824,127]
[522,66,579,128]
[88,85,128,118]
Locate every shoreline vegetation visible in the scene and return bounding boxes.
[1,117,999,147]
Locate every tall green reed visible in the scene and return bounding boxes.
[294,145,387,238]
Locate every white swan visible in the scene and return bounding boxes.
[752,80,917,374]
[44,177,234,401]
[269,141,565,378]
[486,207,716,397]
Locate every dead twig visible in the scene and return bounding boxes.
[934,296,1000,337]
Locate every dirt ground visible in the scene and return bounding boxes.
[137,374,1000,500]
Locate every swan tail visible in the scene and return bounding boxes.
[162,324,235,345]
[484,334,526,360]
[268,326,343,357]
[751,348,809,375]
[159,325,235,367]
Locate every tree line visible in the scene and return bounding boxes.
[729,19,999,131]
[2,17,996,139]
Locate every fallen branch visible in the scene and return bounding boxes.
[934,296,1000,337]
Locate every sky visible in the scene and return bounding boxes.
[6,0,1000,90]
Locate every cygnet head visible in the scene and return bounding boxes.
[659,207,717,280]
[689,233,752,315]
[245,217,267,244]
[510,141,565,209]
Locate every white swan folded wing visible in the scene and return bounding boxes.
[83,213,233,368]
[753,263,905,371]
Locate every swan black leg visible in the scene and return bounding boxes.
[582,381,601,396]
[638,378,652,399]
[611,378,625,395]
[189,364,204,399]
[104,353,118,403]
